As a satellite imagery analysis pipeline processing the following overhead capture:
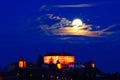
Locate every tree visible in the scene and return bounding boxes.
[36,54,43,67]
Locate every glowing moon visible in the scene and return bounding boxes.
[72,18,83,28]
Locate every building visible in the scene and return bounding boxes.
[44,52,75,65]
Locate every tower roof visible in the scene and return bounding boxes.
[45,52,74,56]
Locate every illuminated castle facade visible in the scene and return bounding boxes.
[44,52,75,65]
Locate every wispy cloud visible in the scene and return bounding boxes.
[39,4,93,11]
[38,14,115,37]
[31,14,120,43]
[53,1,120,8]
[53,4,93,8]
[40,1,120,11]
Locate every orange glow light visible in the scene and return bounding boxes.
[18,61,26,68]
[44,56,75,64]
[57,63,62,69]
[18,58,26,68]
[91,63,95,68]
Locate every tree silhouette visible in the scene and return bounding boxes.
[36,54,43,67]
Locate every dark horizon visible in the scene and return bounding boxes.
[0,42,120,73]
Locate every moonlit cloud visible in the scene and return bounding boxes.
[31,14,120,43]
[38,14,114,37]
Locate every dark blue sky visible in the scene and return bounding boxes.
[0,0,120,73]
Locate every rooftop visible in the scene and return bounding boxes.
[45,52,74,56]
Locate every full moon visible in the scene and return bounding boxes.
[72,18,83,28]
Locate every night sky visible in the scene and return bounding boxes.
[0,0,120,73]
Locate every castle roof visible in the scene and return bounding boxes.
[45,52,74,56]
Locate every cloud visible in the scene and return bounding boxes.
[40,5,50,11]
[39,4,94,11]
[40,1,120,11]
[38,14,112,37]
[53,4,93,8]
[53,1,120,8]
[33,14,120,43]
[46,14,61,20]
